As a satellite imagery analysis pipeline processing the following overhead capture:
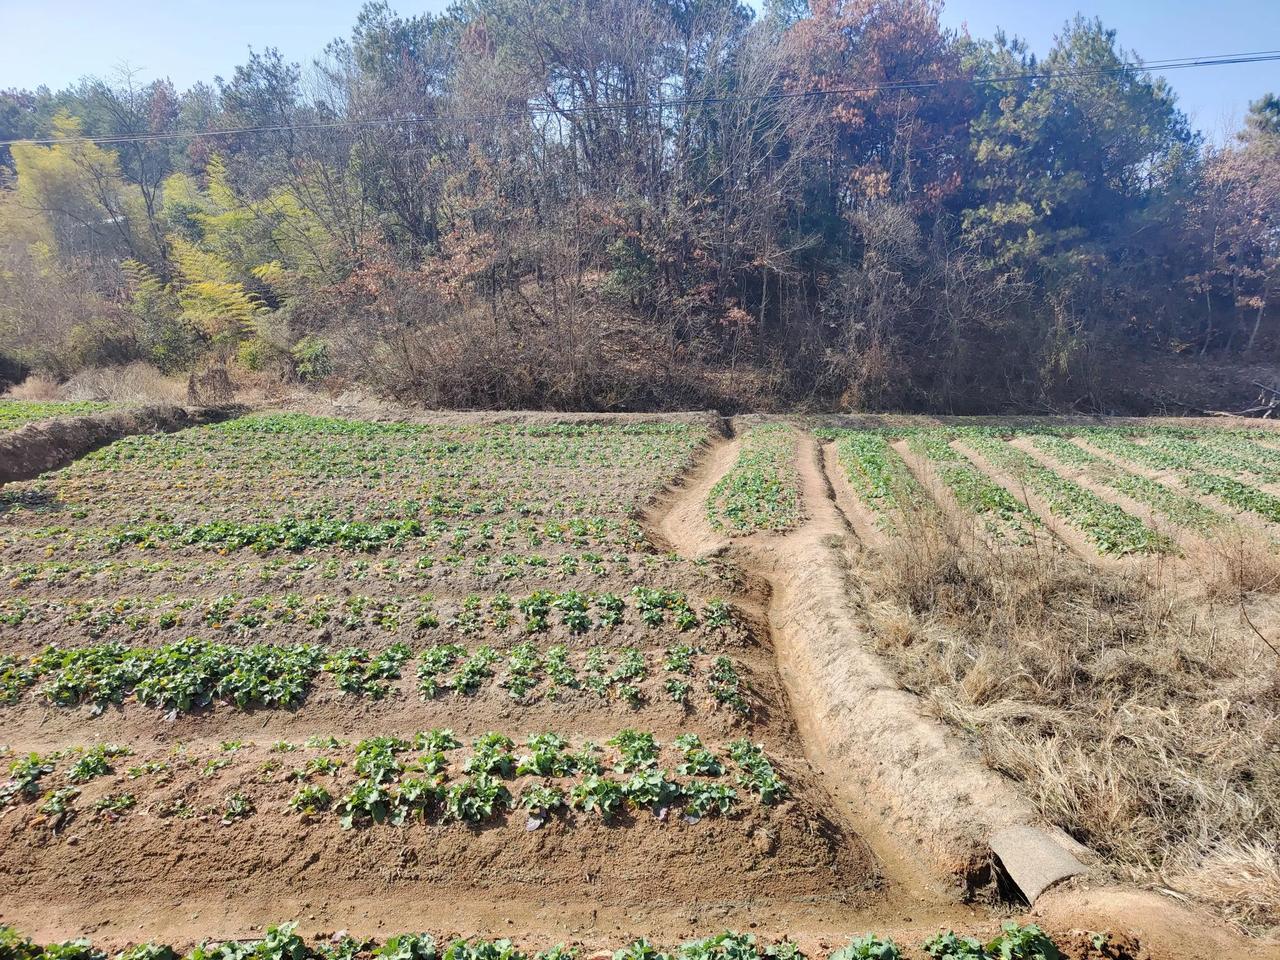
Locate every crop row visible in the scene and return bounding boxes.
[903,431,1039,543]
[0,400,111,430]
[1,731,788,829]
[83,416,706,476]
[1182,473,1280,524]
[1,417,709,579]
[53,416,706,515]
[822,431,931,527]
[1026,434,1224,534]
[1,546,715,597]
[79,514,648,556]
[1196,427,1280,458]
[0,588,735,640]
[417,642,749,711]
[0,922,1077,960]
[958,431,1171,556]
[1082,430,1280,525]
[706,426,804,533]
[1140,431,1280,484]
[0,637,752,713]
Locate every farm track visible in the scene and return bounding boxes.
[643,419,1279,960]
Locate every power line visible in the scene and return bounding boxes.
[3,48,1279,148]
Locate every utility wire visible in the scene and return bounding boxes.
[3,48,1278,147]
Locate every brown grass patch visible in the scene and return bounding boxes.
[1192,526,1280,601]
[7,363,187,405]
[859,510,1280,935]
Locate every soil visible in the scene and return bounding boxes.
[1,410,887,956]
[0,733,874,935]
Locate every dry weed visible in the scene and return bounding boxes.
[13,363,188,405]
[862,513,1280,934]
[1193,526,1280,600]
[5,375,61,401]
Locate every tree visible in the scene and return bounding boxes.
[961,18,1197,274]
[1190,95,1280,354]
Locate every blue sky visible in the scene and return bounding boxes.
[0,0,1276,139]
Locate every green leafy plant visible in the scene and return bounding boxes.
[828,936,900,960]
[570,774,625,820]
[375,935,437,960]
[221,792,255,824]
[289,784,332,816]
[444,774,512,823]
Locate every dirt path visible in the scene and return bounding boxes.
[820,441,882,548]
[645,432,740,558]
[645,427,1084,900]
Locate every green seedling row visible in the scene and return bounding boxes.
[1143,431,1280,483]
[905,430,1039,542]
[1,730,788,830]
[1083,430,1280,526]
[1027,434,1224,534]
[826,431,930,527]
[0,589,734,640]
[0,921,1072,960]
[0,637,751,714]
[706,426,804,533]
[959,430,1170,556]
[0,400,111,430]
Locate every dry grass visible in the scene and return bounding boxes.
[1192,527,1280,601]
[5,375,62,401]
[860,511,1280,935]
[6,363,187,405]
[61,363,187,404]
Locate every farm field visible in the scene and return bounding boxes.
[0,400,114,432]
[1,409,1278,960]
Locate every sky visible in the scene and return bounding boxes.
[0,0,1276,140]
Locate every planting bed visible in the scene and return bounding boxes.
[0,401,113,432]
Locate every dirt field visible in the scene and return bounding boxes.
[1,407,1278,960]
